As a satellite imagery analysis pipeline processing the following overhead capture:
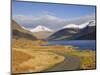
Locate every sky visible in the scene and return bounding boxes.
[12,1,96,30]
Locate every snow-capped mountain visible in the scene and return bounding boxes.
[63,20,95,29]
[29,25,54,39]
[63,23,87,29]
[30,25,53,32]
[47,20,96,40]
[63,24,79,29]
[79,20,95,29]
[88,20,95,26]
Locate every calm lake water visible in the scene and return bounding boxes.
[47,40,96,50]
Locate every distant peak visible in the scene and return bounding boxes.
[36,25,46,28]
[63,24,79,29]
[30,25,53,32]
[63,20,95,30]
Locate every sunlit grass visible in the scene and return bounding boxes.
[12,48,64,73]
[12,39,47,48]
[67,50,96,69]
[12,38,96,73]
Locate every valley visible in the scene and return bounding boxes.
[12,39,96,74]
[12,1,96,74]
[12,20,96,74]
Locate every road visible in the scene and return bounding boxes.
[45,51,81,72]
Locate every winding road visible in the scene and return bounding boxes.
[45,51,81,72]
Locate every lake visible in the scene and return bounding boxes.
[47,40,96,50]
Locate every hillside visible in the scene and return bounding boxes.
[47,28,79,40]
[32,31,53,39]
[12,20,37,40]
[75,26,96,40]
[47,21,96,40]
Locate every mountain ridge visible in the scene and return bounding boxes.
[47,20,96,40]
[12,20,37,40]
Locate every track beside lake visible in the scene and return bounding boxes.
[45,51,81,72]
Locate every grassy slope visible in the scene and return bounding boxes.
[12,48,64,73]
[32,31,53,39]
[12,39,65,74]
[12,20,37,40]
[67,50,96,69]
[12,38,96,73]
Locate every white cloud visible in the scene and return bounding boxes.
[13,14,95,30]
[63,14,95,25]
[13,14,65,29]
[13,15,34,24]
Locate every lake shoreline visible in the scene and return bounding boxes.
[12,39,96,73]
[44,40,96,51]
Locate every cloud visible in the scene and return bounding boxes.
[31,15,64,25]
[13,14,65,29]
[13,14,95,30]
[62,14,95,25]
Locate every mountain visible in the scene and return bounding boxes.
[63,24,79,29]
[63,20,95,29]
[47,20,96,40]
[30,25,54,39]
[74,26,96,40]
[47,28,79,40]
[12,20,37,40]
[30,25,53,32]
[75,20,95,40]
